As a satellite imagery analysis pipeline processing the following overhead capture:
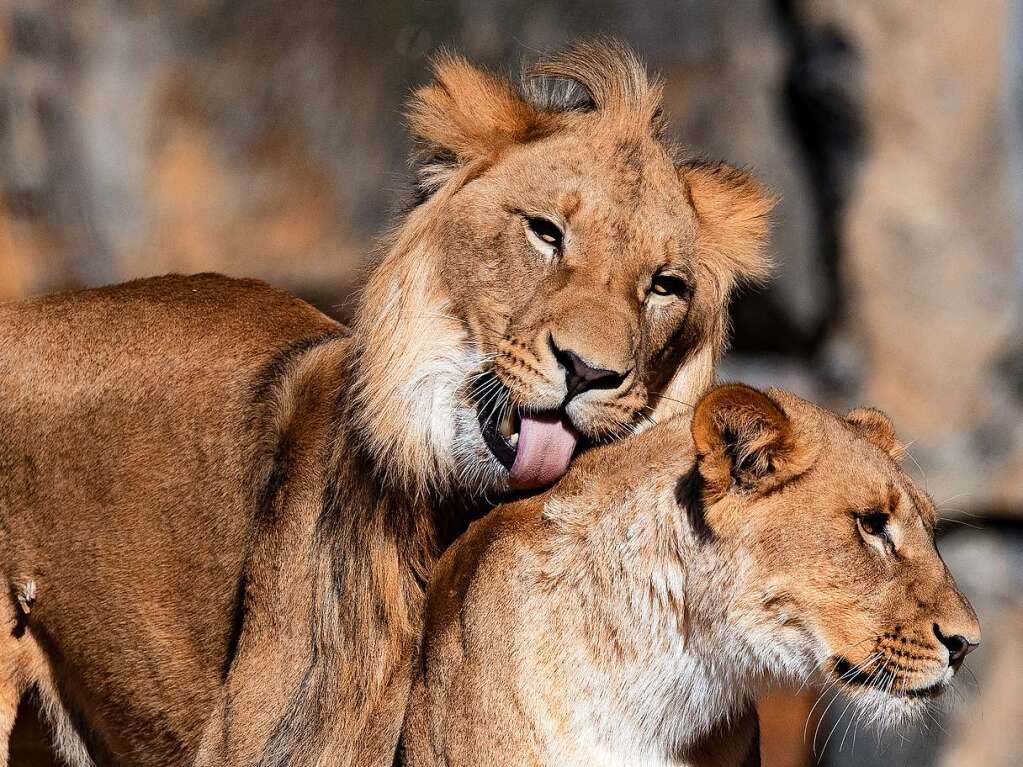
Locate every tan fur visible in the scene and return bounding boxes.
[0,42,773,766]
[402,385,979,766]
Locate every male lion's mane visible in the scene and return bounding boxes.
[243,41,701,767]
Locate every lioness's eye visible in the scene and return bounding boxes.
[524,217,563,259]
[856,510,890,538]
[649,274,689,299]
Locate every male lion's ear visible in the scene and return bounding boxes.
[846,408,905,462]
[691,384,804,502]
[407,53,544,193]
[680,160,776,285]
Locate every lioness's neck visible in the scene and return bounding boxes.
[531,432,757,761]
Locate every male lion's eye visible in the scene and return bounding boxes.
[649,274,689,299]
[523,217,563,259]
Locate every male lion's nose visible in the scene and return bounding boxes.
[549,337,629,402]
[933,624,978,671]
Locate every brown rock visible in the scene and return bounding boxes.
[797,0,1023,508]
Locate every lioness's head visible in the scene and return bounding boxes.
[352,41,773,495]
[690,385,980,724]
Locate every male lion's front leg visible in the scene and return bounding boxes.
[317,653,417,767]
[192,635,313,767]
[192,491,426,766]
[193,574,335,767]
[191,545,323,767]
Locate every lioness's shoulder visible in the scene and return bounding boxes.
[424,501,545,638]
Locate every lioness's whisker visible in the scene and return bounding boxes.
[959,662,979,689]
[936,517,983,530]
[648,392,695,409]
[923,705,947,736]
[814,658,887,760]
[811,688,845,757]
[821,686,861,757]
[902,444,928,483]
[803,649,881,743]
[838,696,860,752]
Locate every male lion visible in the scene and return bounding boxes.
[401,385,980,766]
[0,43,772,766]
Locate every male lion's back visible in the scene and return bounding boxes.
[0,273,342,765]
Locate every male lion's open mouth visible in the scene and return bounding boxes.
[478,400,579,490]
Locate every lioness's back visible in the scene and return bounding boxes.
[0,274,341,764]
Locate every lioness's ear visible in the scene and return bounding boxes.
[846,408,905,462]
[691,384,801,502]
[408,53,544,193]
[680,160,776,285]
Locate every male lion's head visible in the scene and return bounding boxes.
[352,41,773,496]
[690,385,980,727]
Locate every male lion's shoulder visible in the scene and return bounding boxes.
[0,272,343,356]
[71,272,338,331]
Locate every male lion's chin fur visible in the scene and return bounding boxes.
[451,404,515,497]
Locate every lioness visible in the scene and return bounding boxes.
[401,385,980,766]
[0,43,772,766]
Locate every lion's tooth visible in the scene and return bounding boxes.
[499,408,515,438]
[509,432,519,447]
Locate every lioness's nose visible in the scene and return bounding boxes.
[933,624,979,671]
[549,337,629,402]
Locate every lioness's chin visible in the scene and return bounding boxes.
[837,683,942,731]
[818,659,953,731]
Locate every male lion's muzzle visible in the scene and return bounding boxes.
[480,319,642,490]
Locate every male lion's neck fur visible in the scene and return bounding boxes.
[248,172,507,763]
[248,338,443,767]
[348,164,485,499]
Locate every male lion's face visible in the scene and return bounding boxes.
[385,45,773,495]
[692,386,981,727]
[440,128,718,491]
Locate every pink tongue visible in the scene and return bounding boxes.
[509,412,579,490]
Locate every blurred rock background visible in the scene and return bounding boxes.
[1,1,1020,765]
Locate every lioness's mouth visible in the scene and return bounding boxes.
[477,398,579,490]
[832,657,945,699]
